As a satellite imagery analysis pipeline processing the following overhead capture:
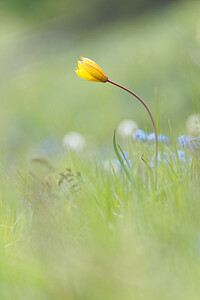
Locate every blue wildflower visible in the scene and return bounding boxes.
[134,129,147,142]
[173,150,192,166]
[151,150,192,170]
[174,150,186,163]
[147,132,169,143]
[188,137,200,151]
[147,132,155,142]
[178,135,200,151]
[177,135,190,148]
[150,151,169,167]
[158,134,169,143]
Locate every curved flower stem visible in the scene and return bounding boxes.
[107,79,158,184]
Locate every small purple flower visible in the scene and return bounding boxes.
[133,129,147,142]
[147,133,169,143]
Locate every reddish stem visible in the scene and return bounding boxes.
[107,79,158,177]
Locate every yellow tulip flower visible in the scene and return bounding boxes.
[75,56,158,177]
[75,57,108,83]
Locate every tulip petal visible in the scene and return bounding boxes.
[78,61,86,71]
[81,62,108,82]
[81,57,100,69]
[75,57,108,82]
[75,70,99,81]
[81,57,107,78]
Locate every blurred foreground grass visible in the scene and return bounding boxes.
[1,142,200,299]
[0,1,200,299]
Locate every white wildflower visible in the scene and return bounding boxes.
[186,114,200,136]
[62,132,86,151]
[117,119,138,138]
[103,159,119,175]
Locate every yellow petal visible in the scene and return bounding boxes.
[81,57,100,69]
[81,57,107,78]
[78,61,86,71]
[75,70,99,81]
[81,62,108,82]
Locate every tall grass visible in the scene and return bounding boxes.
[0,140,200,299]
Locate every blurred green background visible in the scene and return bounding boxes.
[1,2,200,300]
[0,0,200,165]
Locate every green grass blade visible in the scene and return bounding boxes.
[113,129,130,180]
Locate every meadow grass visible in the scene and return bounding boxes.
[0,0,200,299]
[0,141,200,299]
